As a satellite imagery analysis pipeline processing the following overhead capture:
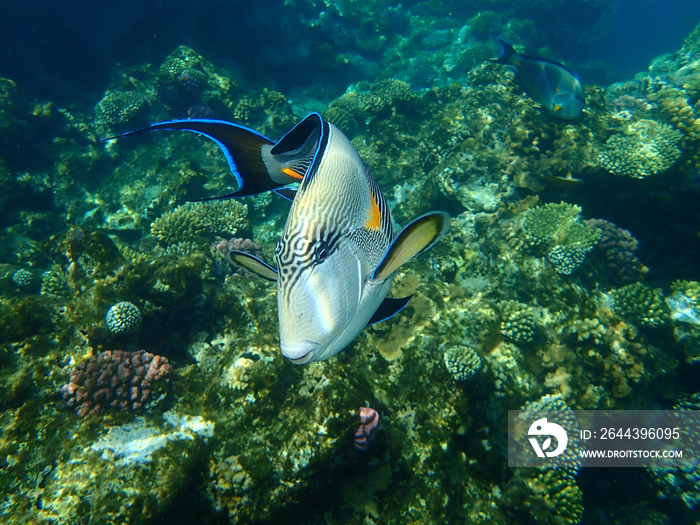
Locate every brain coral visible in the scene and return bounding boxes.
[151,199,249,247]
[596,119,683,178]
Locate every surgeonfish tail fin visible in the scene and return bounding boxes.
[104,119,301,198]
[372,211,450,281]
[489,37,517,65]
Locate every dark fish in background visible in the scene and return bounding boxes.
[490,38,585,119]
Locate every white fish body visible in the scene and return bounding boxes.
[117,113,449,364]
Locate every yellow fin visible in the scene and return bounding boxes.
[372,212,450,281]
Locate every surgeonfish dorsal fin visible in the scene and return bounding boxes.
[489,37,518,66]
[226,250,278,281]
[367,295,413,326]
[371,211,450,282]
[105,119,298,199]
[270,112,327,188]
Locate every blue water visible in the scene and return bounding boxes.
[2,0,699,101]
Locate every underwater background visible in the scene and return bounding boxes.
[2,0,700,523]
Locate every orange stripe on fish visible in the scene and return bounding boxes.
[282,167,304,180]
[364,190,382,231]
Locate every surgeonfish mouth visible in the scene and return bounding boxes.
[113,112,450,364]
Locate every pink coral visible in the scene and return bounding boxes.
[354,407,379,451]
[61,350,172,417]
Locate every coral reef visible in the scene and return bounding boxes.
[150,199,249,247]
[61,350,172,417]
[443,344,483,381]
[609,282,670,330]
[596,119,683,178]
[2,18,700,525]
[505,469,584,525]
[521,202,601,274]
[105,301,142,335]
[584,218,646,286]
[499,300,539,343]
[95,90,149,130]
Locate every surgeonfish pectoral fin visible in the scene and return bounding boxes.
[105,119,301,198]
[372,211,450,282]
[367,295,413,326]
[225,250,278,281]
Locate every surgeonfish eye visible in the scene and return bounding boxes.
[315,242,329,264]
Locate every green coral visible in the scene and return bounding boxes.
[500,300,538,343]
[40,266,70,298]
[324,91,364,136]
[596,119,683,178]
[609,282,670,328]
[443,344,483,381]
[522,202,601,274]
[95,90,149,128]
[358,78,414,114]
[523,470,584,525]
[150,200,249,247]
[519,393,583,471]
[569,317,607,345]
[324,78,415,138]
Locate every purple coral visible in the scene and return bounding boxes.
[213,237,264,276]
[584,219,647,285]
[61,350,172,417]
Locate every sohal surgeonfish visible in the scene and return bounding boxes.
[114,114,450,364]
[490,38,585,119]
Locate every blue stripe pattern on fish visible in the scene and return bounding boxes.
[112,113,450,364]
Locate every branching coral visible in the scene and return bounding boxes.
[499,300,539,343]
[584,219,646,285]
[596,119,683,178]
[150,199,249,247]
[609,282,670,329]
[443,344,483,381]
[522,202,601,274]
